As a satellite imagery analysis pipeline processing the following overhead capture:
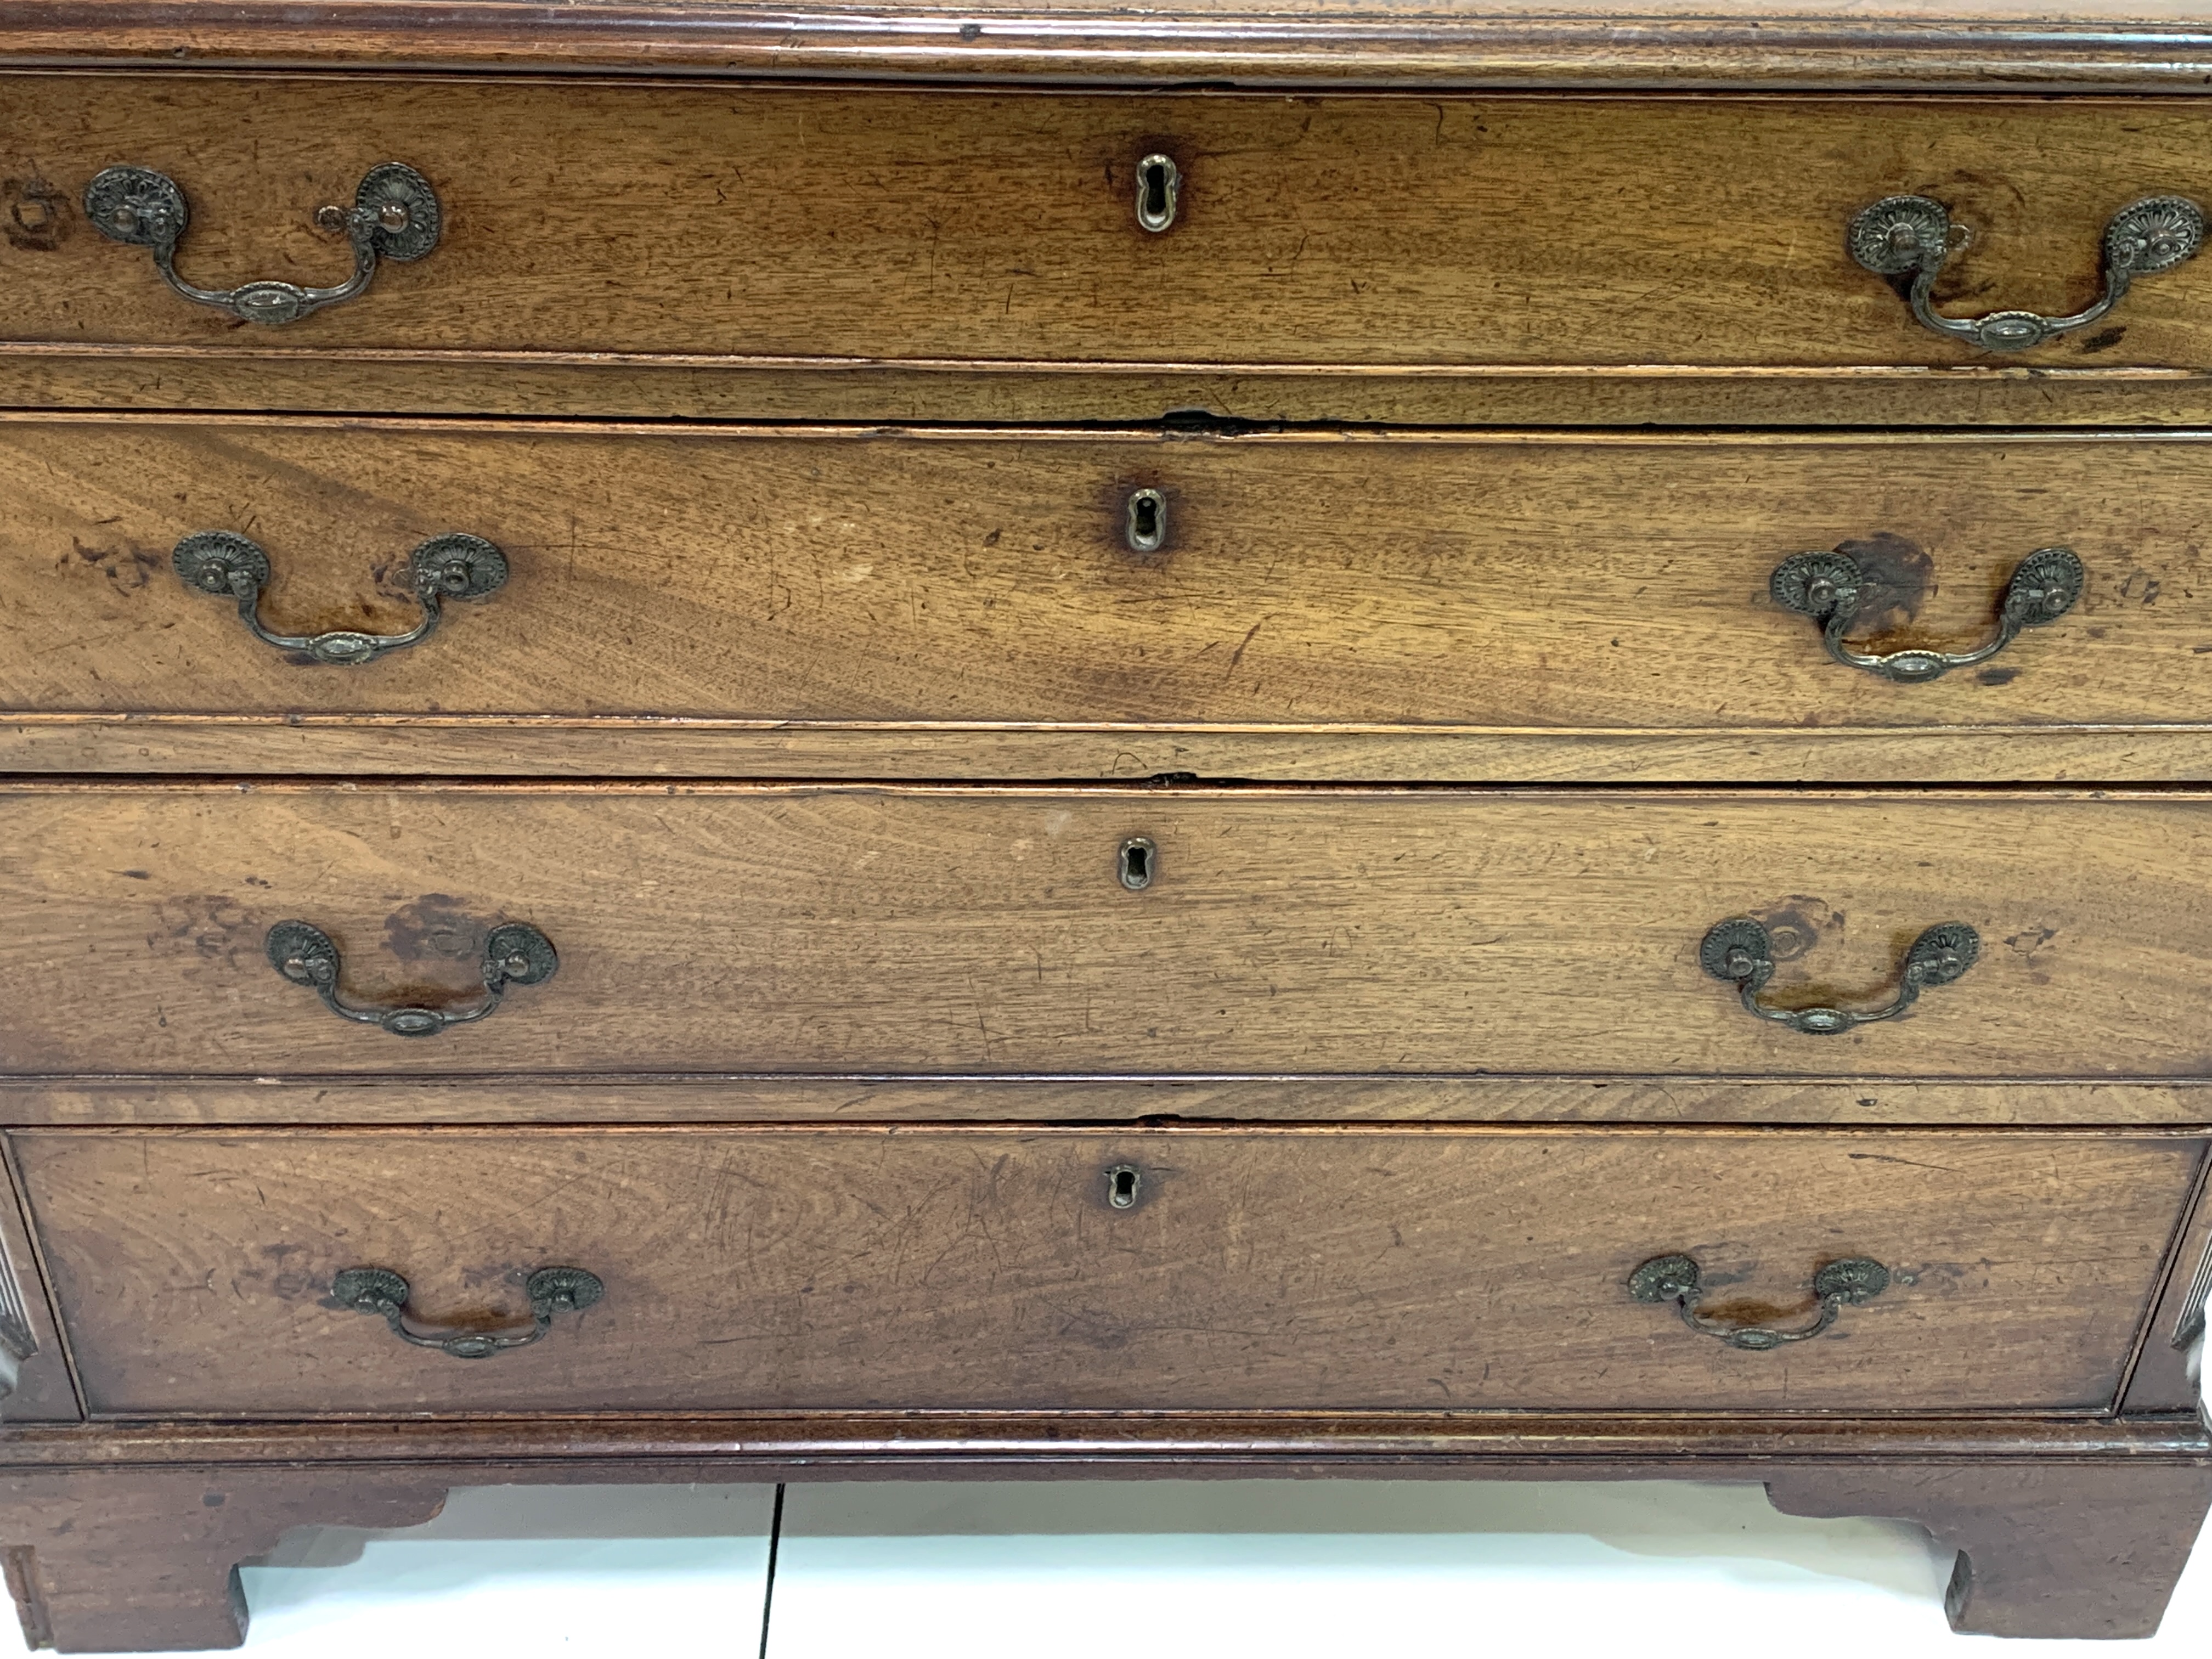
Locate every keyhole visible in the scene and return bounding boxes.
[1125,488,1167,554]
[1136,154,1181,233]
[1118,836,1156,890]
[1105,1164,1143,1209]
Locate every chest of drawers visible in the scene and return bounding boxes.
[5,1,2212,1650]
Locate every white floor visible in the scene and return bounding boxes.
[6,1469,2212,1658]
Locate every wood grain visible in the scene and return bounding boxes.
[11,3,2212,91]
[10,1077,2212,1127]
[20,349,2212,427]
[10,1124,2194,1415]
[11,421,2212,748]
[7,783,2212,1080]
[3,12,2210,1645]
[13,79,2212,369]
[13,716,2212,782]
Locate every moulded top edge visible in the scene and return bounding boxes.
[21,1,2212,92]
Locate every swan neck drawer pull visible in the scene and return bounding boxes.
[265,919,557,1037]
[85,161,442,325]
[1849,193,2203,352]
[174,531,506,666]
[332,1267,603,1360]
[1701,917,1978,1036]
[1770,545,2083,685]
[1629,1254,1891,1350]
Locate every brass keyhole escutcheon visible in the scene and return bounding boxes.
[1125,488,1167,554]
[1136,154,1181,233]
[1105,1165,1143,1209]
[1118,836,1156,890]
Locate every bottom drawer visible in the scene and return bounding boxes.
[10,1126,2198,1418]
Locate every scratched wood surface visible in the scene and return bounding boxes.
[12,77,2212,370]
[5,784,2212,1079]
[10,1125,2195,1414]
[6,421,2212,746]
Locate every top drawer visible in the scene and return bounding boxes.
[8,78,2212,371]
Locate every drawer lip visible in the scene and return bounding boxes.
[17,351,2212,428]
[6,777,2210,797]
[20,406,2212,441]
[15,345,2212,384]
[16,714,2212,734]
[9,10,2212,92]
[14,719,2212,783]
[13,1120,2212,1138]
[9,1077,2212,1127]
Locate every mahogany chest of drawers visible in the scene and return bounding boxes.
[4,1,2212,1649]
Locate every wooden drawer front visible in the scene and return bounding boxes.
[12,1127,2196,1417]
[5,785,2210,1080]
[8,77,2212,369]
[7,420,2210,737]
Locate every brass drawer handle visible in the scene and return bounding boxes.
[1770,545,2083,685]
[84,161,441,325]
[174,530,506,666]
[264,919,557,1037]
[332,1266,603,1361]
[1629,1254,1890,1351]
[1700,917,1978,1036]
[1849,193,2202,352]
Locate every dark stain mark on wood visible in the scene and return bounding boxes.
[1833,532,1934,636]
[2,170,67,252]
[70,538,163,592]
[1746,895,1842,961]
[150,895,260,969]
[381,895,492,966]
[1691,1295,1798,1327]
